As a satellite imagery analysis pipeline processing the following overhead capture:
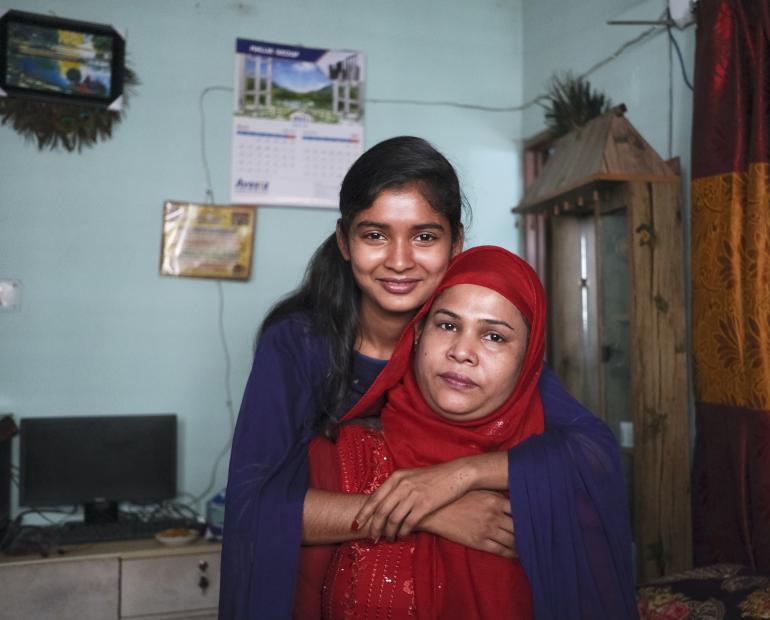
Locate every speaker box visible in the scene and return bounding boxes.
[0,415,16,527]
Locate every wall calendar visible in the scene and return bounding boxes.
[231,38,365,208]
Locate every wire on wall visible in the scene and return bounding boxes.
[366,20,671,113]
[667,8,675,159]
[200,85,233,203]
[192,85,237,506]
[668,29,694,91]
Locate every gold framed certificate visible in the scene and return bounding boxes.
[160,201,256,280]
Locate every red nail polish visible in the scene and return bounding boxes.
[350,519,360,532]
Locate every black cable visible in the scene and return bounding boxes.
[668,29,695,91]
[666,19,674,159]
[369,24,666,113]
[579,23,664,81]
[365,96,547,113]
[0,507,76,554]
[166,500,201,521]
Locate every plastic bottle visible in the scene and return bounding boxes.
[206,490,225,540]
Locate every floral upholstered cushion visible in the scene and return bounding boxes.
[637,564,770,619]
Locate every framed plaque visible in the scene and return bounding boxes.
[160,201,256,281]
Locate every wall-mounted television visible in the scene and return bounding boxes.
[0,9,125,110]
[19,415,177,524]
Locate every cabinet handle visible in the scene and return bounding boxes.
[199,575,210,591]
[198,560,209,572]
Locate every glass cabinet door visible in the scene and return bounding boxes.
[598,209,632,445]
[548,215,599,414]
[597,209,633,516]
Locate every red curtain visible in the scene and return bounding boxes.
[691,0,770,569]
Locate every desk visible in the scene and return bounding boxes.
[0,538,221,620]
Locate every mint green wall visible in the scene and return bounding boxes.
[0,0,524,508]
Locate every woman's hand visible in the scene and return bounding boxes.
[353,459,476,541]
[420,490,516,559]
[353,451,509,542]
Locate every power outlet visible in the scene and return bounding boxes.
[0,279,21,312]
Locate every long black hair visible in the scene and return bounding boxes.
[261,136,467,425]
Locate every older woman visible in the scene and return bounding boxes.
[300,246,637,619]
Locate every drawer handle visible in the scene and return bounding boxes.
[199,575,210,592]
[198,560,209,572]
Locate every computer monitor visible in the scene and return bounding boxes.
[19,414,177,523]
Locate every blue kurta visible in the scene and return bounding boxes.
[219,314,637,619]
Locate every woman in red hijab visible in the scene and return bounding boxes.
[314,245,546,619]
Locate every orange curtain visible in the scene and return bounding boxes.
[691,0,770,569]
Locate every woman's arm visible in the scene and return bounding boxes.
[507,366,637,619]
[302,488,367,544]
[419,489,516,559]
[303,486,516,558]
[351,451,509,541]
[219,316,329,620]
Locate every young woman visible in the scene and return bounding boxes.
[304,247,638,619]
[219,136,482,619]
[218,138,633,619]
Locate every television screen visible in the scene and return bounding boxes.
[19,415,177,508]
[0,9,125,109]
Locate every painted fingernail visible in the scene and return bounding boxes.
[350,519,360,532]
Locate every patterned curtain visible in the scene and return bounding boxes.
[691,0,770,569]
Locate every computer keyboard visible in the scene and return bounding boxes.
[49,515,205,545]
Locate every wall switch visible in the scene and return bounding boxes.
[0,279,21,312]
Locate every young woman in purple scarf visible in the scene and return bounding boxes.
[219,136,637,619]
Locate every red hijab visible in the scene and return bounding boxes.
[341,245,546,619]
[343,244,546,452]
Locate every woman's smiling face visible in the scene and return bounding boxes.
[413,283,530,422]
[338,185,462,324]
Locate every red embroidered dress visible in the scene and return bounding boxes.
[322,425,417,618]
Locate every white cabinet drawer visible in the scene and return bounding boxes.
[120,551,220,618]
[0,557,119,620]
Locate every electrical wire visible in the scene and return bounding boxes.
[367,21,667,113]
[668,28,695,91]
[666,6,674,159]
[578,23,665,82]
[365,95,547,113]
[0,507,78,553]
[192,85,238,506]
[199,85,233,203]
[191,280,237,504]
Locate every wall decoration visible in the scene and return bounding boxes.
[542,73,612,138]
[0,9,135,151]
[160,201,256,281]
[231,38,365,208]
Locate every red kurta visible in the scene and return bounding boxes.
[322,424,532,620]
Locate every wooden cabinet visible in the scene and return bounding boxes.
[0,556,118,620]
[121,550,220,618]
[516,107,691,582]
[0,539,220,620]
